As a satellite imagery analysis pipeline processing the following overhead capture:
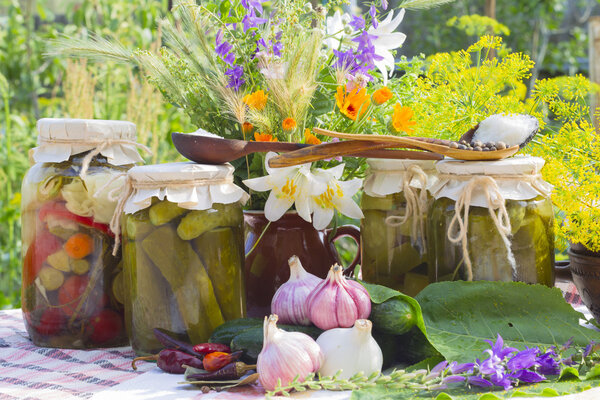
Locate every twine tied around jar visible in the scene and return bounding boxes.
[384,164,429,247]
[99,174,235,256]
[437,174,550,281]
[37,136,152,179]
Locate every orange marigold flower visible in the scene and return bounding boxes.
[282,117,297,131]
[335,86,371,121]
[254,132,278,142]
[304,129,321,145]
[391,104,417,134]
[242,122,253,135]
[243,90,268,110]
[373,87,393,105]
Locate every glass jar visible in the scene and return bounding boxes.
[428,157,555,286]
[21,118,142,348]
[361,160,436,296]
[120,163,248,355]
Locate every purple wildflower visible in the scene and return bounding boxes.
[484,334,519,360]
[449,361,475,374]
[333,49,365,75]
[583,341,596,357]
[225,65,245,91]
[431,361,448,374]
[349,15,365,30]
[477,356,504,377]
[242,8,267,32]
[507,348,539,371]
[352,30,383,71]
[369,5,378,29]
[467,376,493,388]
[537,349,560,375]
[381,0,388,10]
[215,29,236,66]
[561,337,574,351]
[489,373,513,391]
[509,369,546,384]
[241,0,263,13]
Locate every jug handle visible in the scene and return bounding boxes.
[326,225,361,277]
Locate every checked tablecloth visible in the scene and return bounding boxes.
[0,280,598,400]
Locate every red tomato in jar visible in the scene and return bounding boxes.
[58,275,90,316]
[23,230,62,287]
[88,310,123,344]
[34,308,65,336]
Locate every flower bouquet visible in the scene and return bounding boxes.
[52,0,454,229]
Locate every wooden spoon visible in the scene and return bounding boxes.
[312,128,520,161]
[172,132,441,165]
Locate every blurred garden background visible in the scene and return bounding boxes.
[0,0,598,309]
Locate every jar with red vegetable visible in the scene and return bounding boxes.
[21,118,145,348]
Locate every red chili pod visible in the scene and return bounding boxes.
[132,349,204,374]
[203,351,243,372]
[192,342,231,355]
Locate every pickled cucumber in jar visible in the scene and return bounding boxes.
[122,199,246,355]
[428,197,555,286]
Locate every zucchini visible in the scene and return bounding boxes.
[370,297,416,335]
[396,327,442,364]
[209,318,263,344]
[230,324,323,363]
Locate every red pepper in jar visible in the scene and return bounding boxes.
[38,201,114,237]
[192,342,231,355]
[22,230,62,287]
[202,351,243,372]
[132,349,204,374]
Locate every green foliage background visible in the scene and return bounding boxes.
[0,0,596,309]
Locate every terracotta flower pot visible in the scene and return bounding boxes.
[244,211,361,318]
[569,247,600,323]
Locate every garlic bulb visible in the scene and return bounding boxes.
[316,319,383,379]
[257,314,323,391]
[271,256,323,325]
[307,264,371,330]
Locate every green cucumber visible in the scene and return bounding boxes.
[370,297,417,335]
[209,318,263,344]
[230,324,323,363]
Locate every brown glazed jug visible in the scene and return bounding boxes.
[244,211,361,317]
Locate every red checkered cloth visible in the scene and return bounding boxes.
[0,309,154,400]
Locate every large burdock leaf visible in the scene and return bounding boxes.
[415,281,600,363]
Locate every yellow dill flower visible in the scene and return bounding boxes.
[304,129,321,145]
[254,132,278,142]
[335,86,371,121]
[373,87,393,105]
[282,117,297,131]
[243,90,268,110]
[391,104,416,134]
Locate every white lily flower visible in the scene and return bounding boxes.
[310,164,364,230]
[368,9,407,84]
[243,152,325,222]
[325,10,352,50]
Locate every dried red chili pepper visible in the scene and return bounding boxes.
[186,362,255,381]
[202,351,243,372]
[192,342,231,355]
[38,202,114,237]
[132,349,204,374]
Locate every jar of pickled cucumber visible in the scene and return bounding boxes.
[119,162,249,355]
[428,156,555,286]
[361,159,437,296]
[21,118,145,348]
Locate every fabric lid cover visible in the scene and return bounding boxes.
[124,162,249,214]
[34,118,144,165]
[363,159,438,197]
[430,156,553,208]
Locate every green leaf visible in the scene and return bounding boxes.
[415,281,600,363]
[360,281,426,335]
[559,367,581,382]
[478,395,501,400]
[434,393,454,400]
[585,365,600,380]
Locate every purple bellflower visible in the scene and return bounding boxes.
[225,65,245,91]
[369,5,378,29]
[349,15,365,31]
[241,0,263,13]
[242,8,267,32]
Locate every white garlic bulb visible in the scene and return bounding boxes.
[307,264,371,330]
[316,319,383,379]
[271,256,323,325]
[257,314,323,391]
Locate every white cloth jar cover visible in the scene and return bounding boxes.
[34,118,144,165]
[430,156,552,207]
[122,162,249,214]
[363,159,438,197]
